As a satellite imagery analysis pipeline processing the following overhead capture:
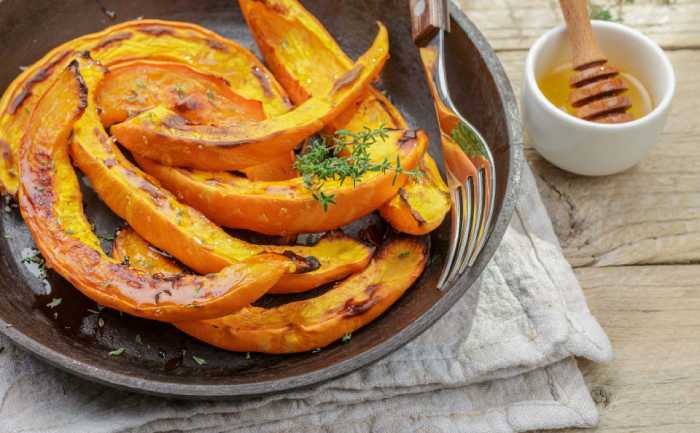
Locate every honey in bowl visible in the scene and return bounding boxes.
[538,63,653,122]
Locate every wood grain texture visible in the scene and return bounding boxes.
[454,1,700,431]
[534,265,700,433]
[456,0,700,51]
[559,0,607,69]
[410,0,450,46]
[495,49,700,268]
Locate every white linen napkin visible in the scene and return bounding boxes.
[0,164,612,433]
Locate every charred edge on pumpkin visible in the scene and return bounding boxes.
[9,50,73,115]
[138,26,175,37]
[331,64,364,96]
[251,66,274,97]
[205,38,228,52]
[121,167,168,205]
[342,285,382,318]
[0,139,15,176]
[251,0,289,14]
[154,289,172,304]
[398,129,419,150]
[281,250,321,274]
[174,96,202,113]
[93,32,133,50]
[398,188,426,225]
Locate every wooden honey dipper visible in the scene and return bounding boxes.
[559,0,633,123]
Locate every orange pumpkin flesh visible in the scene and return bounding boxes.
[96,59,296,182]
[112,227,183,274]
[71,57,373,293]
[240,0,450,234]
[112,227,375,295]
[95,60,266,126]
[0,19,291,196]
[114,227,429,354]
[18,60,297,322]
[175,235,429,354]
[110,23,390,171]
[135,128,427,236]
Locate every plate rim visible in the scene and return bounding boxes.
[0,4,524,398]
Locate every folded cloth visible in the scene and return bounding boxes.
[0,164,612,433]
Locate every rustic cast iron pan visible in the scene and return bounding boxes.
[0,0,522,398]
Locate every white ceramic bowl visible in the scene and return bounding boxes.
[522,20,675,176]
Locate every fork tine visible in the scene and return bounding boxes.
[468,165,495,267]
[459,173,483,274]
[446,180,473,285]
[437,184,464,289]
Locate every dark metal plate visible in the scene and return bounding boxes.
[0,0,522,397]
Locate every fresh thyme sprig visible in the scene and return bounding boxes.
[294,125,422,211]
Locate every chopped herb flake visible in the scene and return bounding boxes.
[109,348,125,357]
[192,355,207,365]
[341,333,352,343]
[46,298,62,308]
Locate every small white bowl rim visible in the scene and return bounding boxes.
[525,20,676,130]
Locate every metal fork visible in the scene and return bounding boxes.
[409,0,497,289]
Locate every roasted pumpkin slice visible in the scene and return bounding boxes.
[240,0,450,234]
[110,23,389,171]
[71,56,373,293]
[378,155,451,235]
[96,59,297,181]
[175,235,429,354]
[112,227,375,295]
[18,61,301,322]
[112,227,184,274]
[0,19,290,195]
[135,128,426,236]
[95,60,266,126]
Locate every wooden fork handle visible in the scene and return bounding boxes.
[409,0,450,47]
[559,0,606,70]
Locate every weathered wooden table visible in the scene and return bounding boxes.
[457,1,700,431]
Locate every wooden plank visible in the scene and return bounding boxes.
[532,265,700,433]
[455,0,700,51]
[495,49,700,268]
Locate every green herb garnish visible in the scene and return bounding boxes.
[109,348,125,357]
[46,298,62,309]
[294,125,421,211]
[192,355,207,365]
[341,333,352,343]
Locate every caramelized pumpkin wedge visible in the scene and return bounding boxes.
[0,19,290,195]
[135,128,426,236]
[175,235,429,354]
[95,60,266,126]
[96,59,296,182]
[71,56,373,293]
[110,23,389,171]
[378,154,451,235]
[112,226,375,295]
[240,0,450,234]
[18,60,299,322]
